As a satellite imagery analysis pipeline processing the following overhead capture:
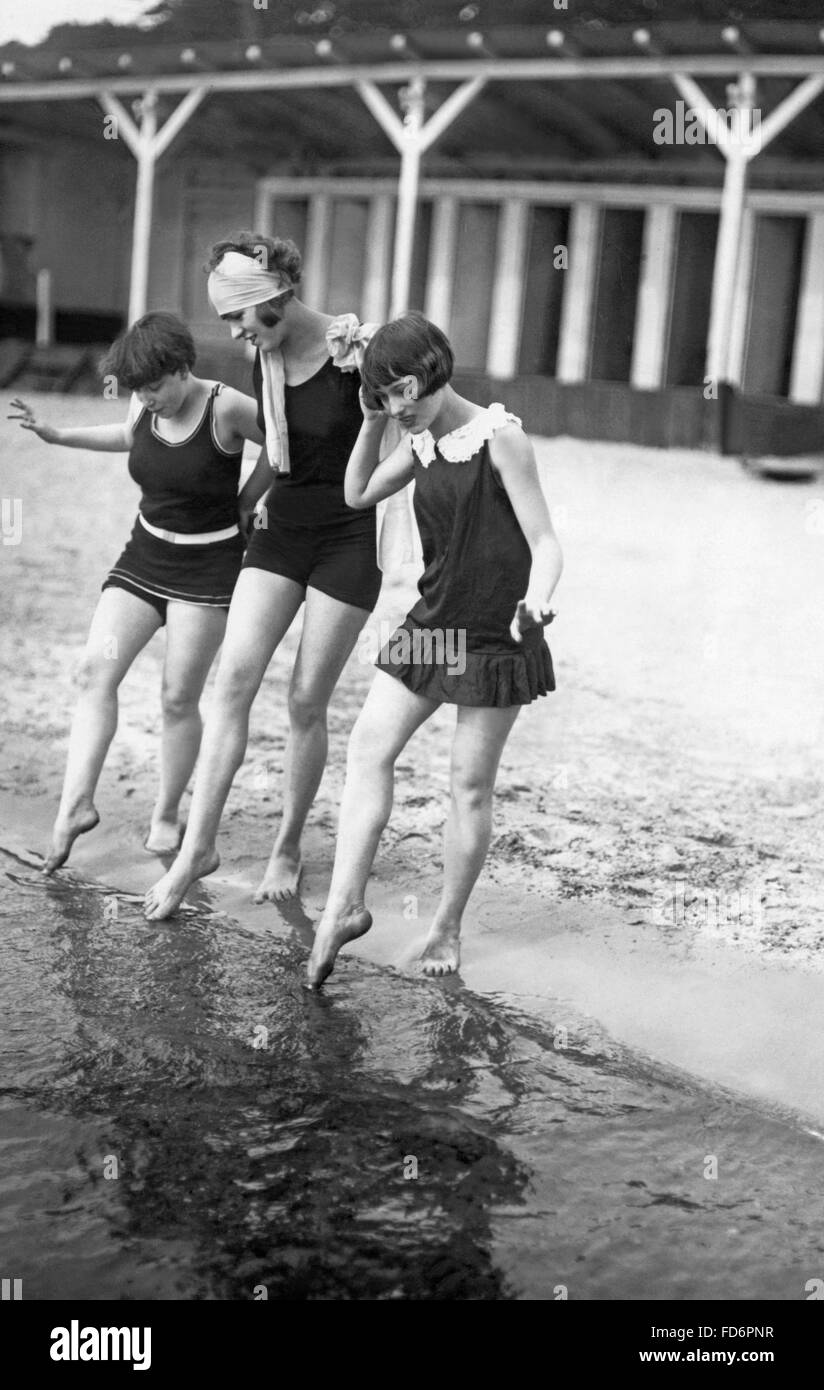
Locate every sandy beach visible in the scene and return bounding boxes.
[3,389,824,1125]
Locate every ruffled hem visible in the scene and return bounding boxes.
[375,625,555,707]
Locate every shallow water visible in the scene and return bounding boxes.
[1,854,822,1301]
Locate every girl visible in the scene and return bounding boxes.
[307,312,563,987]
[9,312,268,871]
[144,233,400,919]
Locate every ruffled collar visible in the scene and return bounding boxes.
[409,402,522,467]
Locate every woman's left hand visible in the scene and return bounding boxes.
[358,386,385,424]
[510,596,556,643]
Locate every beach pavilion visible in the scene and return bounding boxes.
[1,0,824,453]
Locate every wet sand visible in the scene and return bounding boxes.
[2,389,823,1131]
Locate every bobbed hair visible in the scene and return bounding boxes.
[100,312,196,390]
[360,311,454,411]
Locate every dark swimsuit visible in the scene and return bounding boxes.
[243,352,382,612]
[375,413,555,707]
[102,384,244,624]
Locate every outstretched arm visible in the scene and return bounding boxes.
[489,425,563,641]
[8,397,132,452]
[344,394,415,508]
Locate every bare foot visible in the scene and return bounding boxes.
[144,847,220,920]
[144,815,183,855]
[306,904,373,989]
[418,921,461,976]
[254,843,303,903]
[44,804,100,874]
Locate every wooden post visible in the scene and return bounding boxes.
[35,267,53,347]
[129,91,157,324]
[726,207,755,387]
[790,212,824,403]
[362,193,393,322]
[391,77,425,317]
[355,76,484,322]
[486,198,529,379]
[706,143,748,387]
[631,203,677,389]
[556,201,601,383]
[302,193,332,310]
[98,86,206,326]
[424,195,458,332]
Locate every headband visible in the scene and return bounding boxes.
[207,250,293,316]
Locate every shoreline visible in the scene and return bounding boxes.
[4,786,824,1132]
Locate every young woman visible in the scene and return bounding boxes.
[144,233,391,919]
[9,312,268,871]
[307,312,563,988]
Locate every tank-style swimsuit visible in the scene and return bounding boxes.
[103,383,244,623]
[242,351,382,612]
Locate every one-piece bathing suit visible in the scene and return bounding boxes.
[103,383,244,624]
[243,351,382,613]
[375,404,555,707]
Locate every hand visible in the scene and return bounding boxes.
[8,398,58,443]
[509,597,557,643]
[358,386,384,424]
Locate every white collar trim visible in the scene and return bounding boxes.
[409,402,522,467]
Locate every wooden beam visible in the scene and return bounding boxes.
[756,73,824,152]
[7,56,824,105]
[254,173,824,215]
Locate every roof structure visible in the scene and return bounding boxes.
[2,2,823,379]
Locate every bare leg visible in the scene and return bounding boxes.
[307,673,438,987]
[418,704,520,976]
[144,570,304,918]
[255,585,370,903]
[45,588,162,872]
[145,602,227,853]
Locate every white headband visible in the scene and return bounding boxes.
[207,250,293,316]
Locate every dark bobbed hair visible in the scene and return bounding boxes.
[100,312,196,390]
[360,311,454,411]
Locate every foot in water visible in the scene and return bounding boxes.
[144,847,220,920]
[254,842,303,903]
[144,814,184,855]
[306,904,373,989]
[44,803,100,874]
[417,919,461,976]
